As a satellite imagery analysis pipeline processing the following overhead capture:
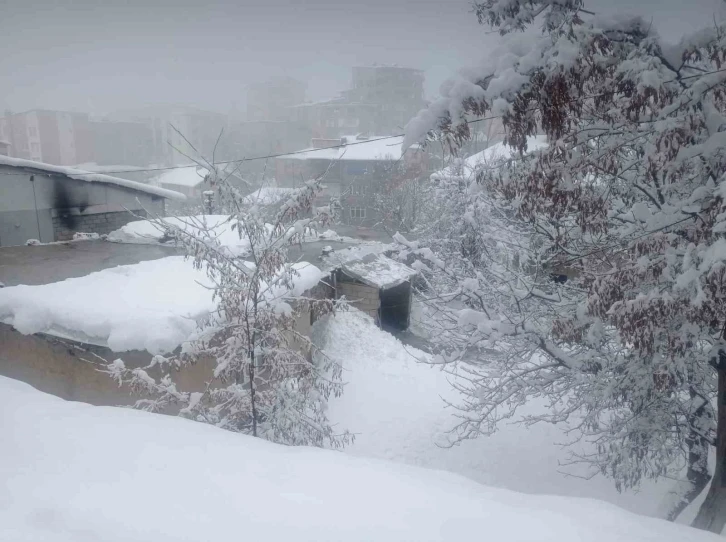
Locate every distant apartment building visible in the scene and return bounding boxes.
[247,77,306,122]
[345,65,426,135]
[0,110,93,166]
[286,66,426,140]
[110,105,228,166]
[89,119,155,167]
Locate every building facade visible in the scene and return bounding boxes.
[275,135,428,228]
[89,119,156,167]
[0,110,93,166]
[0,157,185,246]
[285,66,426,140]
[247,76,306,122]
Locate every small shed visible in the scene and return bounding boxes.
[335,253,417,331]
[0,156,186,246]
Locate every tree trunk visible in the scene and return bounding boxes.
[667,399,711,521]
[692,364,726,532]
[249,359,257,438]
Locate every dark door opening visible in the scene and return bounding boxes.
[379,281,411,332]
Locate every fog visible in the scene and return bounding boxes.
[2,0,724,115]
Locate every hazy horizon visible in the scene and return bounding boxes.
[2,0,725,118]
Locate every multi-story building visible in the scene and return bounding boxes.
[247,77,306,122]
[275,134,429,228]
[286,65,426,140]
[344,65,426,135]
[89,119,156,167]
[0,110,93,166]
[110,105,228,166]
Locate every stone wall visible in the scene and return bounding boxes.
[337,280,380,321]
[52,209,147,241]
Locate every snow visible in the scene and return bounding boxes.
[0,374,717,542]
[153,165,209,188]
[340,253,417,289]
[108,215,251,254]
[316,309,695,519]
[0,155,186,201]
[431,136,549,182]
[109,215,349,254]
[0,256,323,354]
[319,241,393,271]
[0,256,213,354]
[279,135,407,161]
[242,186,293,205]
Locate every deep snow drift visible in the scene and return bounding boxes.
[0,256,322,354]
[315,309,692,518]
[0,375,716,542]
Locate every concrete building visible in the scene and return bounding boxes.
[247,76,306,122]
[275,135,428,228]
[0,140,9,156]
[0,156,185,246]
[110,106,228,166]
[0,110,93,166]
[344,65,426,136]
[89,119,156,167]
[286,66,425,139]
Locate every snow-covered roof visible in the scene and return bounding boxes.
[0,256,323,354]
[340,253,417,289]
[155,165,209,188]
[278,136,406,162]
[0,155,186,201]
[431,135,549,182]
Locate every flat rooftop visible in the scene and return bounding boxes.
[0,240,180,287]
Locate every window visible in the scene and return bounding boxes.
[28,126,38,137]
[31,143,40,153]
[349,183,366,196]
[346,162,367,176]
[350,206,366,219]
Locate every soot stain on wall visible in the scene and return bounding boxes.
[53,181,88,229]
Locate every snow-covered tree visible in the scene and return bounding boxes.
[107,152,351,449]
[401,0,726,529]
[371,165,433,234]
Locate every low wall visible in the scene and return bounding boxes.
[0,323,216,407]
[52,209,147,241]
[337,280,379,321]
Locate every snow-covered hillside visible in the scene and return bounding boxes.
[0,375,715,542]
[315,310,687,517]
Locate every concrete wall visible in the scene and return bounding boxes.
[0,286,327,407]
[0,165,165,246]
[0,323,218,407]
[337,279,380,320]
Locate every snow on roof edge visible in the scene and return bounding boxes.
[0,155,187,201]
[340,254,418,290]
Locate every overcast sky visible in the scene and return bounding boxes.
[1,0,724,116]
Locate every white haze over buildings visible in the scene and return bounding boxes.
[1,0,724,116]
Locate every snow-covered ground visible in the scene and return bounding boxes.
[0,256,322,354]
[0,375,715,542]
[315,309,689,519]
